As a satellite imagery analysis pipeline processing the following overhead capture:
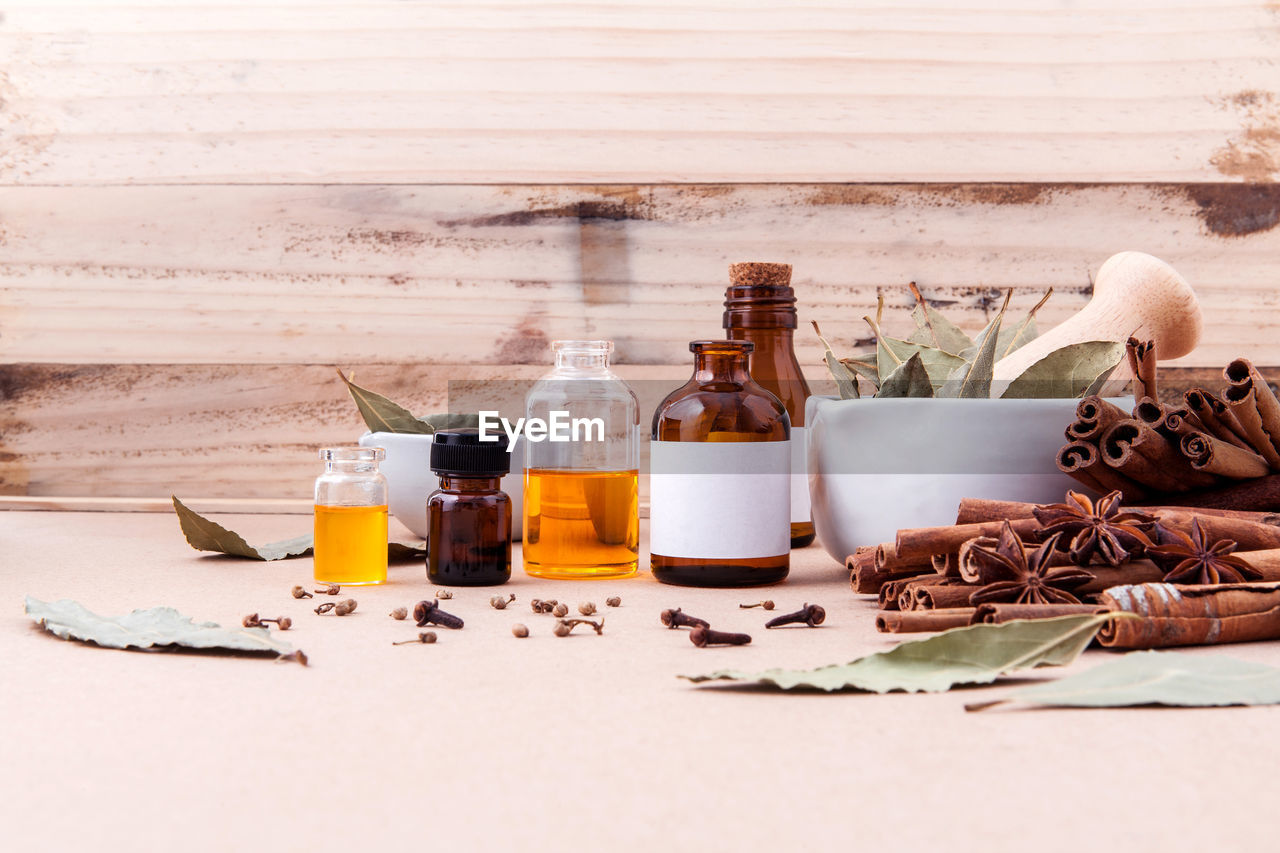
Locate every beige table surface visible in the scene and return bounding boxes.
[4,509,1280,852]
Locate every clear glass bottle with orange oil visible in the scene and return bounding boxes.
[522,340,639,579]
[313,446,388,585]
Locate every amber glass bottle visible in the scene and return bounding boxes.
[650,340,791,586]
[724,262,814,548]
[427,429,512,586]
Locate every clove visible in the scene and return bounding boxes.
[765,603,826,628]
[393,631,437,645]
[413,599,464,629]
[660,608,710,630]
[530,598,558,614]
[490,594,516,610]
[333,599,358,616]
[315,584,340,596]
[291,585,313,599]
[554,617,604,637]
[512,623,530,638]
[689,626,752,647]
[739,600,775,610]
[434,589,454,600]
[606,596,622,608]
[314,602,336,615]
[389,607,408,620]
[552,602,569,618]
[578,602,597,616]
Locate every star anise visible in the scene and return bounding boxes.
[1032,490,1155,567]
[968,522,1096,606]
[1146,519,1262,585]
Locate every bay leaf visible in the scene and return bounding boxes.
[172,497,425,562]
[864,315,965,388]
[906,282,972,355]
[25,596,306,664]
[994,287,1053,359]
[876,351,933,398]
[173,496,312,560]
[337,368,435,434]
[811,321,860,399]
[1000,340,1125,399]
[839,355,880,387]
[968,651,1280,711]
[681,613,1116,693]
[936,290,1011,398]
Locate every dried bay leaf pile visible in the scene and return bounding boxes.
[814,286,1125,400]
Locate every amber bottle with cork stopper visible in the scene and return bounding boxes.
[723,262,814,548]
[650,340,791,586]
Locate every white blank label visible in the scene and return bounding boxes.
[649,440,790,559]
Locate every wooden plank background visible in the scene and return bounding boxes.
[2,1,1279,503]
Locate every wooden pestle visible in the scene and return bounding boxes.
[992,252,1202,381]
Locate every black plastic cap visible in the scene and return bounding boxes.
[430,428,511,477]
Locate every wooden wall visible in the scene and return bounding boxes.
[2,1,1279,504]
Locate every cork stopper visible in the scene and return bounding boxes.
[724,262,798,329]
[729,262,792,288]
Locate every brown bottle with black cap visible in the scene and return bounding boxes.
[723,262,815,548]
[427,428,512,586]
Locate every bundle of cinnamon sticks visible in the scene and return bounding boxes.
[1057,345,1280,511]
[849,491,1280,648]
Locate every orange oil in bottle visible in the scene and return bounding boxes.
[522,468,639,579]
[313,504,388,585]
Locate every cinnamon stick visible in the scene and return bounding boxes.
[875,541,934,572]
[1180,431,1270,479]
[1222,381,1280,468]
[1185,389,1252,450]
[879,574,941,610]
[1126,337,1158,402]
[1101,420,1218,491]
[912,581,980,611]
[847,549,931,595]
[1225,358,1280,457]
[1074,559,1166,595]
[1133,397,1166,429]
[931,552,959,578]
[895,518,1043,562]
[876,609,976,634]
[971,603,1110,624]
[956,535,998,583]
[1232,548,1280,582]
[1148,474,1280,513]
[1058,439,1154,498]
[1065,395,1130,443]
[1097,582,1280,648]
[1160,407,1206,441]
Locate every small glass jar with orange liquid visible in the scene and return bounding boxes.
[523,340,639,579]
[314,446,388,586]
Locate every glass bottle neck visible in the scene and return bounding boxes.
[324,461,380,474]
[694,351,752,385]
[439,475,503,492]
[730,327,793,348]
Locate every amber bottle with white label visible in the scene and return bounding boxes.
[723,262,814,548]
[649,340,790,586]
